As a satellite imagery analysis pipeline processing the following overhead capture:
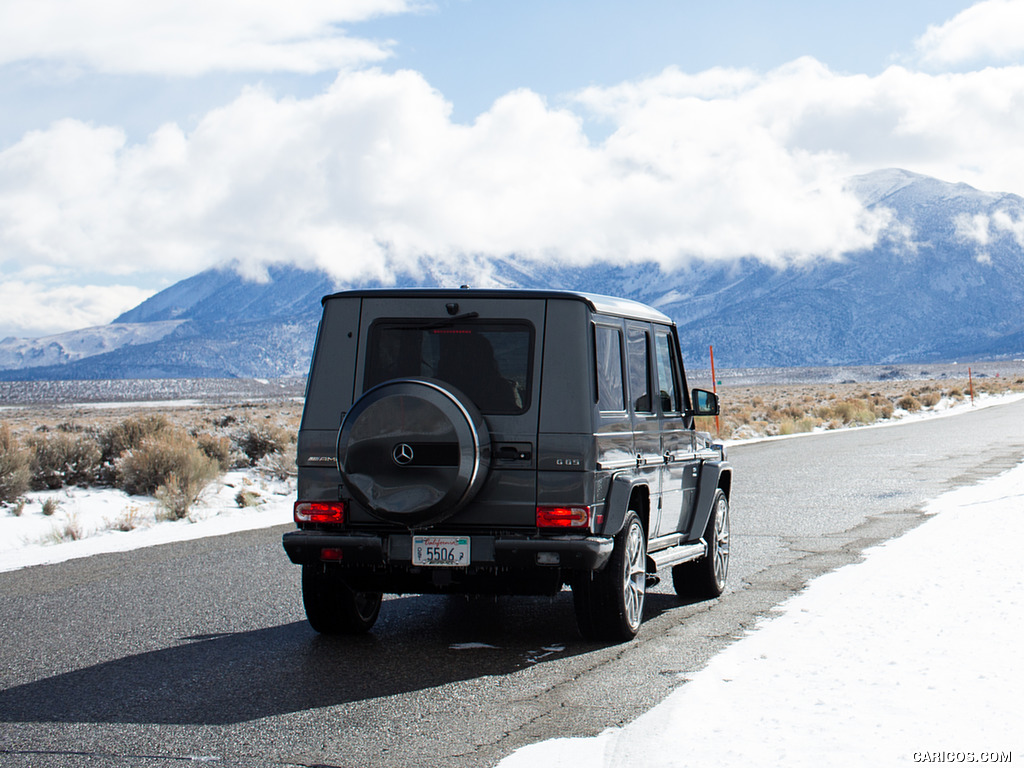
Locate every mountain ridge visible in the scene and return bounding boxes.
[3,168,1023,379]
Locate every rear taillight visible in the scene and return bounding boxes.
[294,501,346,525]
[536,505,591,529]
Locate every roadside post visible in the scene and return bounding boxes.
[710,345,720,433]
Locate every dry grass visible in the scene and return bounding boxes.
[696,375,1024,439]
[2,398,303,510]
[0,423,31,505]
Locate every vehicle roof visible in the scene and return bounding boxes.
[322,287,673,324]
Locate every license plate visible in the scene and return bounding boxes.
[412,536,470,567]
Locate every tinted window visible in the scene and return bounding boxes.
[655,332,681,413]
[626,326,652,413]
[595,325,625,412]
[365,322,532,414]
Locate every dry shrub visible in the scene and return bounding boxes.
[29,431,102,489]
[235,489,261,507]
[42,498,60,516]
[0,424,31,506]
[920,392,942,407]
[156,462,220,521]
[875,401,894,419]
[48,511,83,543]
[257,447,296,480]
[196,433,233,471]
[237,424,289,465]
[102,415,171,462]
[778,416,819,435]
[109,505,142,532]
[116,429,219,498]
[897,395,922,412]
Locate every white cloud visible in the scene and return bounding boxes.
[0,0,424,75]
[0,280,154,339]
[957,209,1024,255]
[4,55,1024,335]
[915,0,1024,68]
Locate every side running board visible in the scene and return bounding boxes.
[649,541,707,570]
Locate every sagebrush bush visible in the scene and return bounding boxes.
[897,395,922,412]
[29,431,102,490]
[156,461,220,520]
[257,448,295,480]
[196,433,233,471]
[116,429,219,498]
[235,488,261,507]
[0,424,31,506]
[102,415,171,462]
[237,425,288,465]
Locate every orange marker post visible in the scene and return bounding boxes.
[709,345,720,433]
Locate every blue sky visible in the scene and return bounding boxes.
[1,0,1023,338]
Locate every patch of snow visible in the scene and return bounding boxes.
[0,470,293,573]
[497,458,1024,767]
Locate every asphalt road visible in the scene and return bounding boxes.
[2,398,1023,768]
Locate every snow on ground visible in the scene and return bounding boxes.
[0,470,294,573]
[497,458,1024,766]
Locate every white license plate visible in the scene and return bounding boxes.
[412,536,470,567]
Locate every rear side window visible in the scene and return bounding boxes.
[364,321,533,414]
[626,325,652,413]
[594,325,625,412]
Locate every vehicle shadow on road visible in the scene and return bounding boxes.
[0,590,689,727]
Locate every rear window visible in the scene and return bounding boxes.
[364,321,533,414]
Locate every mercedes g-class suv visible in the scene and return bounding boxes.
[283,288,732,641]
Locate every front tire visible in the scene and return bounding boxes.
[302,565,383,634]
[673,490,730,599]
[573,510,647,641]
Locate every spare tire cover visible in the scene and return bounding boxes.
[337,378,491,527]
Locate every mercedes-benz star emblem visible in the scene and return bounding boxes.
[392,443,415,465]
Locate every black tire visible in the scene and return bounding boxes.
[302,565,383,635]
[673,489,730,599]
[337,378,491,527]
[573,510,647,641]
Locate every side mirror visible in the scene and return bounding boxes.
[691,388,720,417]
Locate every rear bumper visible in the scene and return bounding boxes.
[282,530,613,571]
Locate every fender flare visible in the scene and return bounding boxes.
[688,461,732,542]
[600,472,649,536]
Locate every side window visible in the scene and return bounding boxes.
[594,325,625,412]
[655,331,681,413]
[626,325,652,413]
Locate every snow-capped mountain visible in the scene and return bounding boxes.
[0,321,186,371]
[2,168,1023,379]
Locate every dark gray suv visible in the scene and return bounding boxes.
[283,288,732,641]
